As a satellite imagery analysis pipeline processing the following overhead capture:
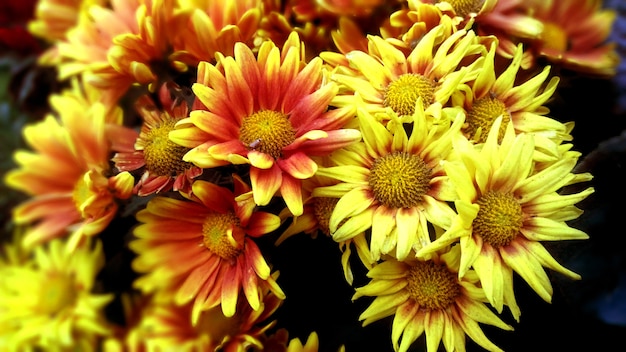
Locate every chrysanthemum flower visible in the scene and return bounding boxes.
[522,0,619,77]
[418,118,594,319]
[4,81,134,250]
[170,32,361,216]
[0,238,113,351]
[130,177,285,322]
[353,246,512,352]
[325,21,485,122]
[313,102,463,262]
[451,41,570,161]
[112,92,202,196]
[105,286,283,352]
[172,0,262,66]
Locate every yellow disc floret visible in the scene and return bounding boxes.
[465,96,511,143]
[473,190,524,247]
[38,273,77,316]
[202,212,242,260]
[313,197,339,236]
[239,110,296,159]
[384,74,436,117]
[143,120,193,176]
[368,151,432,208]
[540,22,570,53]
[406,260,461,310]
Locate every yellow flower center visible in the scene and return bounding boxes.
[438,0,484,17]
[465,96,511,143]
[406,260,460,310]
[202,212,242,260]
[384,74,435,116]
[239,110,296,159]
[368,151,431,208]
[143,120,193,176]
[540,22,570,53]
[38,273,77,315]
[313,197,339,236]
[473,191,524,247]
[194,305,243,341]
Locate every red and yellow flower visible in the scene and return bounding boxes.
[170,32,361,217]
[130,177,284,322]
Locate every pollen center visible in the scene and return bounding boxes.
[39,273,77,315]
[202,212,242,260]
[239,110,296,159]
[465,96,510,143]
[540,22,570,52]
[313,197,339,236]
[368,151,431,208]
[384,73,435,116]
[473,190,523,247]
[143,120,193,176]
[439,0,484,17]
[406,261,460,310]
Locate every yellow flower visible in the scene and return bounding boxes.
[130,178,284,322]
[4,80,134,250]
[353,246,512,352]
[314,102,463,261]
[0,238,113,351]
[418,117,593,320]
[170,32,360,217]
[326,22,485,122]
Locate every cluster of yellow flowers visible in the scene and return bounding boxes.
[0,0,618,351]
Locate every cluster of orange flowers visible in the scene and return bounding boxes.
[0,0,619,351]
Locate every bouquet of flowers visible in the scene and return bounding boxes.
[0,0,620,351]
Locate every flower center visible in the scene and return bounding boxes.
[143,120,193,176]
[368,151,431,208]
[239,110,296,159]
[464,96,511,143]
[540,22,570,53]
[384,73,435,116]
[406,260,460,310]
[202,212,243,260]
[72,174,92,211]
[313,197,339,236]
[473,190,524,247]
[38,273,77,315]
[438,0,484,17]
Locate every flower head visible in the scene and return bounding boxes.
[4,80,134,250]
[130,177,284,322]
[314,103,463,262]
[171,32,360,216]
[0,238,113,351]
[418,118,593,319]
[353,246,512,352]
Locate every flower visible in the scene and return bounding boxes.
[529,0,620,76]
[170,31,360,216]
[353,246,513,352]
[451,41,571,161]
[314,103,463,262]
[325,21,484,122]
[112,88,203,196]
[418,117,594,319]
[0,238,113,351]
[4,80,134,250]
[130,177,285,322]
[286,331,321,352]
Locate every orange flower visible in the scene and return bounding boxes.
[130,177,285,322]
[170,32,361,216]
[112,85,203,196]
[4,80,134,250]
